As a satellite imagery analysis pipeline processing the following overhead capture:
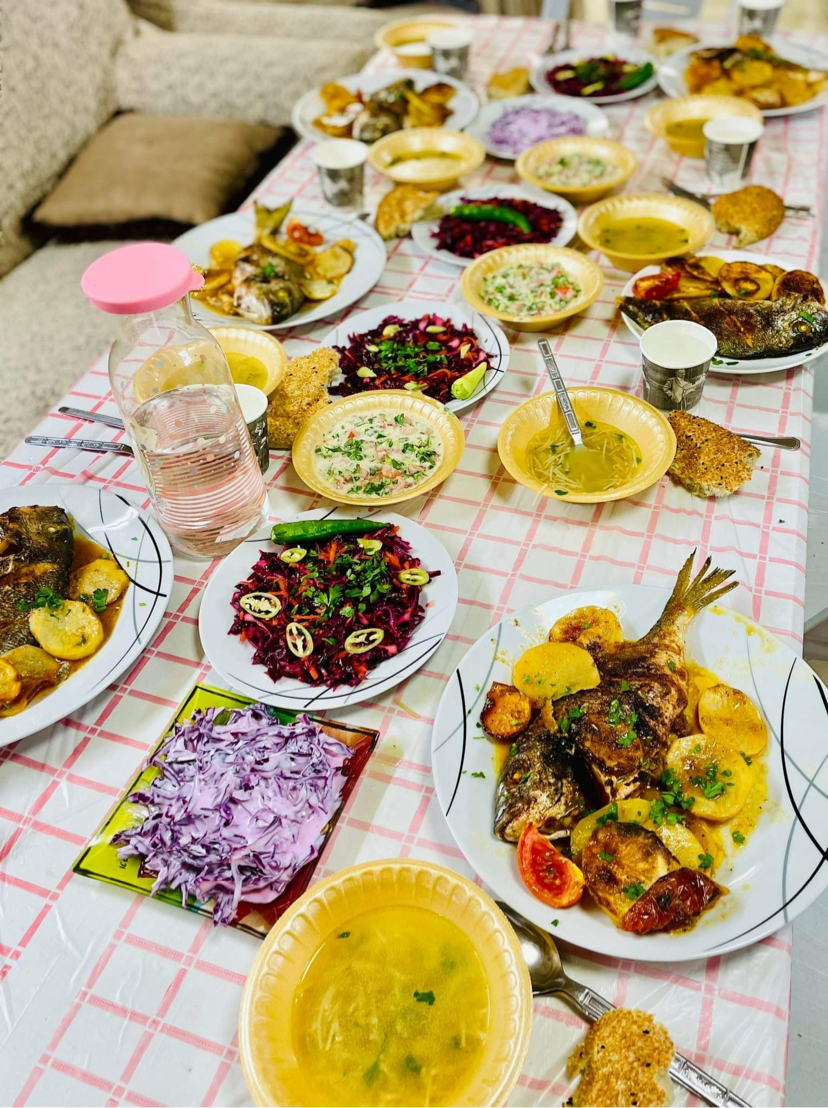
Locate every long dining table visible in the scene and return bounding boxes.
[1,14,826,1107]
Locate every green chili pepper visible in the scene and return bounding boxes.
[270,519,384,545]
[617,62,654,91]
[449,203,532,234]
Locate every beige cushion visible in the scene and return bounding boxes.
[0,0,131,277]
[126,0,388,34]
[116,19,373,127]
[33,114,280,228]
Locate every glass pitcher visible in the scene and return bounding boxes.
[82,243,268,559]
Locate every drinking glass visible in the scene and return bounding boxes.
[639,321,717,411]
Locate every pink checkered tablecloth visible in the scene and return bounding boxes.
[1,16,825,1107]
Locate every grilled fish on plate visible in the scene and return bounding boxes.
[0,506,73,652]
[619,293,828,359]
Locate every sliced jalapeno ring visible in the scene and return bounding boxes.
[358,538,383,554]
[239,591,283,620]
[286,622,314,657]
[398,568,430,586]
[344,628,385,654]
[280,547,307,563]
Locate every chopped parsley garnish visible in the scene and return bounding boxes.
[404,1056,423,1075]
[338,931,351,938]
[80,588,109,613]
[697,853,714,870]
[413,990,435,1006]
[550,918,559,927]
[668,660,676,672]
[620,679,630,692]
[623,883,646,900]
[732,831,746,844]
[596,801,619,827]
[470,771,485,779]
[509,743,518,757]
[17,586,64,611]
[598,850,614,863]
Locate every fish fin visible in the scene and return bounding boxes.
[672,550,737,615]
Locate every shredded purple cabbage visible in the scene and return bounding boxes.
[113,707,352,925]
[487,107,586,156]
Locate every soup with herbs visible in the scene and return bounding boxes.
[597,216,689,255]
[291,905,491,1107]
[526,416,642,495]
[665,118,710,142]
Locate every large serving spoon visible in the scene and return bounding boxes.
[498,902,751,1108]
[538,339,586,454]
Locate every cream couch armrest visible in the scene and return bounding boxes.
[115,19,373,127]
[128,0,388,39]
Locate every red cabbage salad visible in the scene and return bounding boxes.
[331,313,493,405]
[230,524,436,688]
[545,56,655,98]
[487,106,586,156]
[433,196,564,258]
[113,708,352,926]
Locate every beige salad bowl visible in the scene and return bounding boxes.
[516,136,638,204]
[578,192,716,272]
[368,127,486,191]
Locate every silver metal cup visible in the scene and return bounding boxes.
[703,116,764,193]
[311,139,368,209]
[427,27,473,81]
[235,384,270,473]
[639,321,718,411]
[608,0,643,37]
[737,0,783,36]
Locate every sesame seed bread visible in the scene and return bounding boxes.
[711,185,785,248]
[266,347,338,449]
[568,1008,675,1107]
[668,411,761,498]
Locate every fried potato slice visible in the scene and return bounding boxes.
[771,269,826,304]
[683,256,720,282]
[30,600,104,661]
[513,642,600,703]
[718,261,775,301]
[685,57,723,93]
[311,244,354,280]
[666,734,752,820]
[70,558,129,607]
[300,278,338,301]
[697,684,767,756]
[647,820,707,870]
[549,606,624,649]
[743,86,783,109]
[699,76,738,97]
[481,681,533,740]
[201,270,231,293]
[0,659,22,703]
[763,263,785,279]
[730,58,774,88]
[571,798,652,859]
[320,81,360,112]
[209,239,243,268]
[734,34,771,53]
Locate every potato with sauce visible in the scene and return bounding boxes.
[29,600,104,661]
[481,681,533,740]
[549,606,623,650]
[697,684,767,756]
[665,733,752,820]
[70,557,129,608]
[513,641,600,704]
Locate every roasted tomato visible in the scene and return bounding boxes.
[621,867,722,934]
[480,681,533,740]
[286,219,324,247]
[517,825,585,908]
[631,269,682,300]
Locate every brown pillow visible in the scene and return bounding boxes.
[33,113,280,228]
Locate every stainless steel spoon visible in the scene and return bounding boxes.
[497,902,751,1108]
[538,340,584,451]
[739,432,801,451]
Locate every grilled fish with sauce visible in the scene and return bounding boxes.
[0,506,73,652]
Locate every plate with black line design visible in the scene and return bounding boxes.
[198,507,458,711]
[431,571,828,962]
[0,484,173,746]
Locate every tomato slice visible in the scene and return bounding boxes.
[632,269,682,300]
[517,825,585,908]
[287,219,324,247]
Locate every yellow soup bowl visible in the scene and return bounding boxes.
[498,386,676,503]
[368,127,486,191]
[516,136,638,204]
[208,326,287,395]
[578,192,715,272]
[239,859,533,1107]
[644,95,763,159]
[461,243,604,333]
[375,17,458,67]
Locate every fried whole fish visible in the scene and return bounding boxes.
[232,243,305,326]
[494,718,591,842]
[620,294,828,359]
[554,554,737,803]
[0,507,73,652]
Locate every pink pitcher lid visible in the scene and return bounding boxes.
[81,242,205,314]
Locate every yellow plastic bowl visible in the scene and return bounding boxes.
[292,389,465,506]
[516,137,637,204]
[461,243,604,333]
[368,127,486,191]
[644,95,763,159]
[208,326,287,396]
[578,192,715,273]
[374,17,458,67]
[498,386,676,503]
[238,859,533,1107]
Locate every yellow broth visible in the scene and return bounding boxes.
[665,118,709,141]
[291,905,490,1107]
[597,216,690,255]
[525,418,642,495]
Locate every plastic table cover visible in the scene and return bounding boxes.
[1,16,826,1108]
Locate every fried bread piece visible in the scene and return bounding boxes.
[375,184,441,241]
[649,27,699,58]
[567,1008,675,1107]
[266,347,338,449]
[667,412,760,498]
[711,184,785,247]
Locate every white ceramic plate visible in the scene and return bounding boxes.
[291,69,479,143]
[411,184,578,268]
[431,582,828,962]
[199,508,458,711]
[174,210,387,332]
[620,249,828,374]
[657,38,828,117]
[531,49,659,105]
[464,94,610,161]
[319,297,511,414]
[0,485,173,747]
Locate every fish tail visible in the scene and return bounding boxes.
[671,551,737,615]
